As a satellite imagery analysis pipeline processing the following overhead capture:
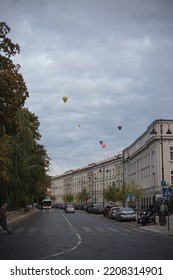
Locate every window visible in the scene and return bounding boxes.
[171,170,173,185]
[170,147,173,160]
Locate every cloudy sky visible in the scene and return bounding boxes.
[1,0,173,176]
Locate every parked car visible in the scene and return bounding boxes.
[88,204,104,214]
[108,206,120,219]
[64,204,75,213]
[75,204,84,210]
[85,204,93,212]
[103,205,116,217]
[116,207,136,221]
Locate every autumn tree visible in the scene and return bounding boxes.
[76,188,91,204]
[0,22,50,209]
[103,182,122,204]
[63,193,74,204]
[0,22,29,136]
[124,180,144,200]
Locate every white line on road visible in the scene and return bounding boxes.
[40,210,82,260]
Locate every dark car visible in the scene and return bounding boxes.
[103,205,117,217]
[75,204,84,210]
[88,204,104,214]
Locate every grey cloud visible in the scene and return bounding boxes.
[1,0,173,174]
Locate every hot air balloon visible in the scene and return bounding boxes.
[62,96,68,103]
[99,140,103,145]
[118,125,122,130]
[102,143,106,148]
[77,124,80,128]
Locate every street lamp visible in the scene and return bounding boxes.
[89,173,94,204]
[99,168,109,207]
[94,175,97,204]
[79,177,85,204]
[116,152,125,206]
[122,151,125,207]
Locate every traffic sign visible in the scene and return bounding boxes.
[163,187,172,197]
[126,193,130,202]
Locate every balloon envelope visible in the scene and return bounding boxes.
[62,96,68,103]
[99,141,103,145]
[118,125,122,130]
[102,143,106,148]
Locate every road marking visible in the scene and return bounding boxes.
[107,227,119,233]
[120,228,132,233]
[82,226,93,232]
[61,211,73,227]
[27,227,38,234]
[94,227,107,232]
[14,227,25,234]
[132,227,143,232]
[40,210,82,260]
[81,226,134,234]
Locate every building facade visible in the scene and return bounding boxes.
[51,119,173,208]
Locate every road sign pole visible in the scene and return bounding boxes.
[167,197,170,231]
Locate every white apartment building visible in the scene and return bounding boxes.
[51,119,173,208]
[123,119,173,207]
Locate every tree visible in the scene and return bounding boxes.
[123,180,144,209]
[0,22,29,136]
[0,22,50,209]
[124,180,143,200]
[103,182,121,204]
[63,193,74,204]
[76,188,91,204]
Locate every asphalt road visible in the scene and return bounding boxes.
[0,209,173,260]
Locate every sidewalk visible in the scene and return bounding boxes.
[136,214,173,237]
[8,208,39,224]
[0,207,38,233]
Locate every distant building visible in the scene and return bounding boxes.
[51,119,173,208]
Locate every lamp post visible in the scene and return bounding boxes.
[99,167,109,207]
[94,175,97,204]
[122,150,125,207]
[89,173,94,204]
[79,177,85,205]
[116,152,125,207]
[150,119,172,231]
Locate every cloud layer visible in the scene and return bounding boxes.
[1,0,173,175]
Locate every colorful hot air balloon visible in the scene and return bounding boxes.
[62,96,68,103]
[99,140,103,145]
[118,125,122,130]
[102,143,106,148]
